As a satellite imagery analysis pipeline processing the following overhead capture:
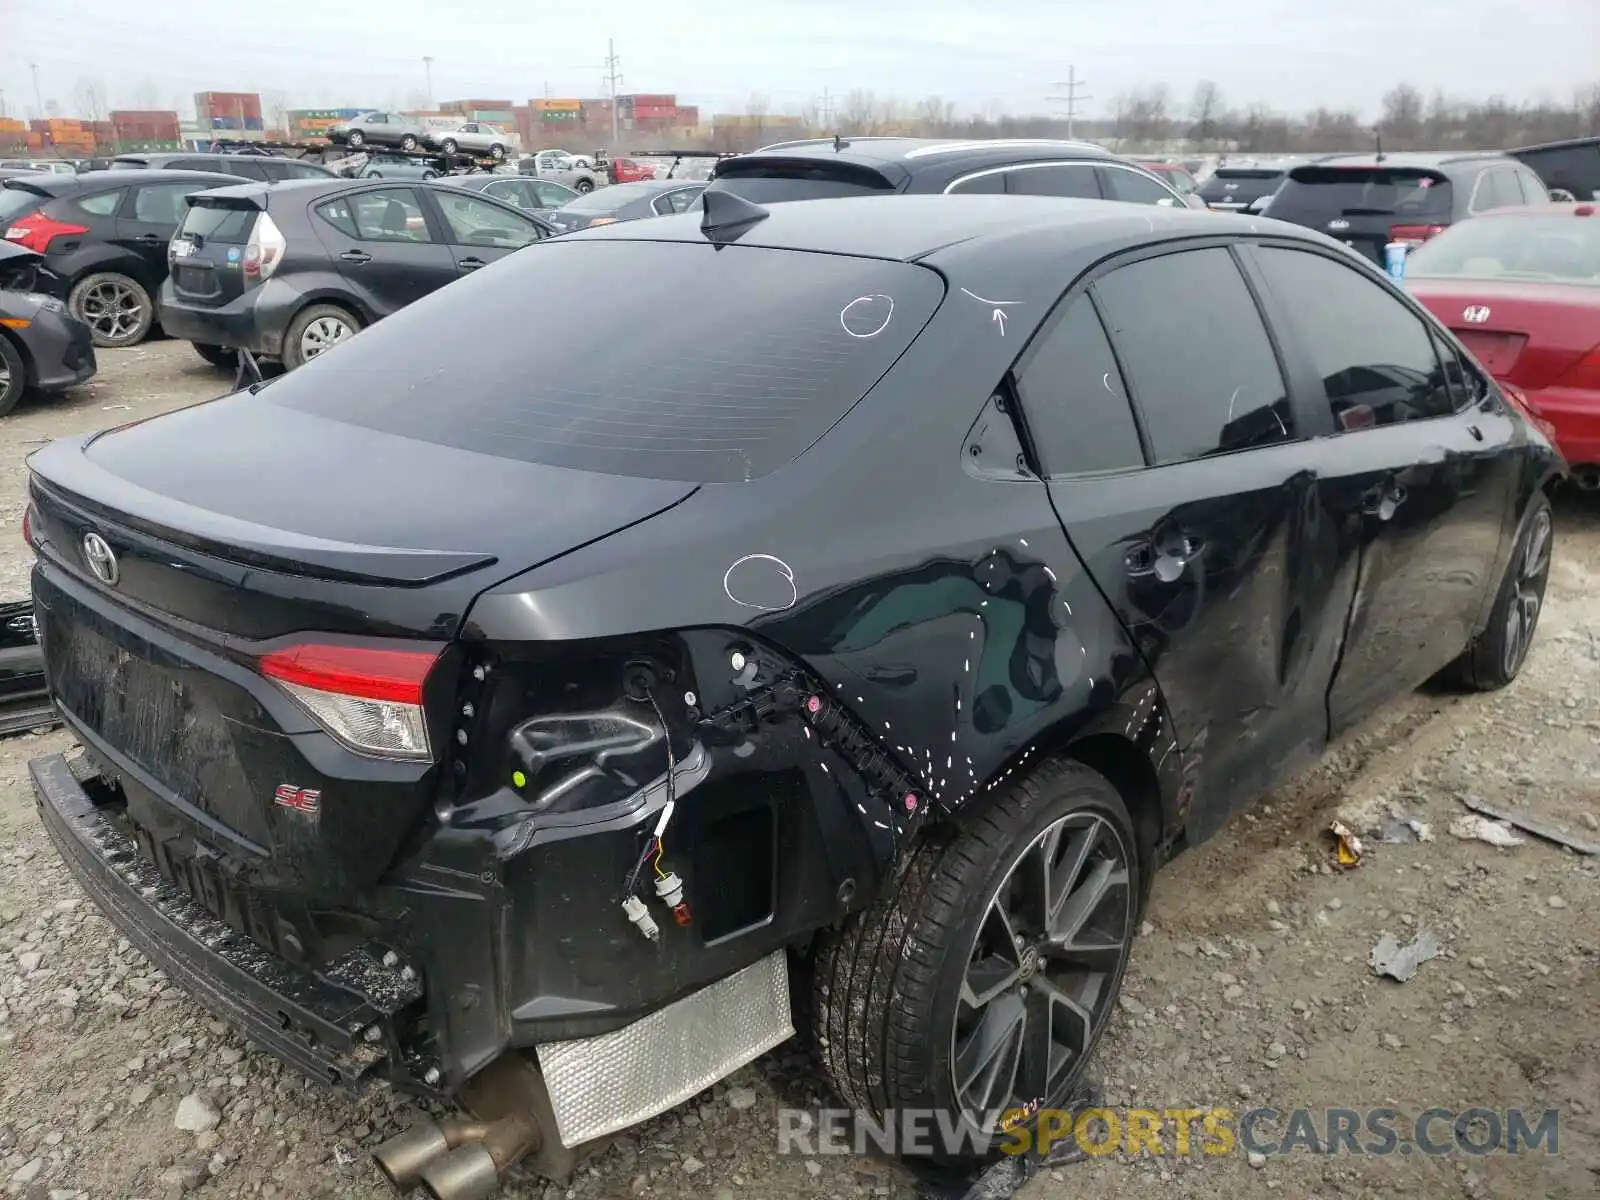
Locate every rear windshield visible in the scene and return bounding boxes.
[1198,169,1284,203]
[560,183,659,212]
[0,183,49,223]
[1271,167,1452,221]
[108,160,148,170]
[266,240,945,483]
[710,159,897,204]
[179,202,257,244]
[1408,215,1600,286]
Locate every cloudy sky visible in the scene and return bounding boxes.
[3,0,1595,121]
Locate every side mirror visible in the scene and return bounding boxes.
[1548,188,1576,203]
[1156,197,1176,207]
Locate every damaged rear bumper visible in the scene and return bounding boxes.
[30,752,422,1090]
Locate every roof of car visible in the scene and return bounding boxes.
[3,167,240,194]
[1312,151,1515,169]
[568,192,1266,261]
[728,137,1118,171]
[1509,135,1600,155]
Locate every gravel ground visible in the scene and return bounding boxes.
[0,342,1595,1200]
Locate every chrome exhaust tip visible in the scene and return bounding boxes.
[373,1119,453,1193]
[419,1143,502,1200]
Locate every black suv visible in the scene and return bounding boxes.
[110,152,336,183]
[1196,157,1317,212]
[159,177,553,369]
[706,137,1198,208]
[1264,152,1552,264]
[0,168,239,346]
[1509,135,1600,202]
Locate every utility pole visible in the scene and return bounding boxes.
[1047,66,1091,140]
[422,56,434,108]
[816,87,835,131]
[30,63,44,120]
[603,38,623,149]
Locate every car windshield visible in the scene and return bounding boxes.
[1408,214,1600,285]
[266,240,946,483]
[560,183,658,212]
[1271,166,1453,220]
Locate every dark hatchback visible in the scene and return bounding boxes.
[159,177,553,369]
[706,136,1194,208]
[1264,152,1552,264]
[25,195,1559,1190]
[1196,159,1302,212]
[110,152,337,183]
[0,168,239,347]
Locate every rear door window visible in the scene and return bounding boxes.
[1007,164,1102,199]
[1092,247,1293,463]
[319,187,433,242]
[1250,246,1456,427]
[265,241,946,483]
[1014,295,1145,475]
[72,189,124,217]
[1100,166,1178,205]
[432,191,543,248]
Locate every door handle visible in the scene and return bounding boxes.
[1361,482,1407,521]
[339,250,372,264]
[1126,530,1203,582]
[133,234,163,243]
[457,257,487,270]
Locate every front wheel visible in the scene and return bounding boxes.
[68,272,154,347]
[399,134,419,152]
[283,304,361,371]
[812,759,1140,1163]
[574,178,594,194]
[1451,494,1553,690]
[0,333,26,416]
[440,138,459,155]
[346,130,366,148]
[489,144,505,160]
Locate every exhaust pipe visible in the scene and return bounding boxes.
[1572,465,1600,493]
[373,1111,542,1198]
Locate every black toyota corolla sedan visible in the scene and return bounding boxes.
[23,193,1560,1192]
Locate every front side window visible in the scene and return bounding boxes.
[1093,247,1292,463]
[318,187,432,242]
[1251,245,1457,428]
[1014,294,1145,475]
[434,191,543,247]
[1007,164,1101,199]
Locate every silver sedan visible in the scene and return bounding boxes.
[423,123,514,159]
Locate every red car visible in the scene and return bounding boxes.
[608,156,657,184]
[1407,204,1600,489]
[1133,158,1202,203]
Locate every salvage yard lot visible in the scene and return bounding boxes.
[0,342,1596,1200]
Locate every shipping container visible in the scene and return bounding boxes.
[628,93,675,107]
[533,98,582,112]
[673,106,700,125]
[539,109,578,123]
[0,118,24,133]
[442,99,513,115]
[195,91,262,121]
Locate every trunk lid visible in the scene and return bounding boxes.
[1408,278,1600,389]
[1269,165,1454,264]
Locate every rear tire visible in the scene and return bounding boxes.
[574,178,594,194]
[283,304,361,371]
[0,334,27,417]
[1451,494,1552,691]
[400,134,420,152]
[69,272,154,348]
[192,342,237,370]
[346,130,366,148]
[441,138,459,155]
[812,758,1140,1164]
[489,144,505,160]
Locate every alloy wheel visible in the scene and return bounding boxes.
[950,810,1133,1131]
[299,316,353,361]
[1502,506,1552,677]
[76,281,144,343]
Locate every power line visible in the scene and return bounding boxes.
[603,38,623,148]
[1047,66,1092,140]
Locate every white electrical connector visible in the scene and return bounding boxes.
[654,871,685,909]
[622,895,659,941]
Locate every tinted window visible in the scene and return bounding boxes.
[1407,214,1600,285]
[266,241,945,483]
[1198,169,1284,206]
[1101,167,1177,205]
[107,160,146,171]
[1271,167,1452,223]
[1252,246,1455,427]
[73,189,124,216]
[171,158,222,173]
[947,172,1006,195]
[1093,248,1291,463]
[433,191,543,248]
[179,203,256,244]
[1473,170,1522,212]
[529,180,575,207]
[1007,165,1101,199]
[318,188,432,242]
[1015,296,1144,475]
[133,183,204,224]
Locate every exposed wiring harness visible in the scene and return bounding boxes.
[620,689,690,937]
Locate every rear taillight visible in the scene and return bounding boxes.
[3,210,89,254]
[1389,224,1446,248]
[260,642,443,759]
[242,212,286,284]
[22,504,37,548]
[1553,345,1600,392]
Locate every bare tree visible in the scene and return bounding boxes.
[840,89,884,135]
[261,89,291,136]
[1188,80,1223,148]
[1380,84,1425,148]
[746,92,770,144]
[74,76,107,122]
[1577,83,1600,136]
[914,95,954,136]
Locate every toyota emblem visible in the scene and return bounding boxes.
[1462,305,1492,324]
[82,532,119,586]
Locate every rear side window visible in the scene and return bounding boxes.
[318,188,431,242]
[266,241,946,483]
[133,183,206,224]
[1251,246,1456,427]
[1101,167,1177,205]
[1015,295,1144,475]
[1007,165,1101,199]
[1093,247,1291,464]
[179,202,256,244]
[73,189,124,216]
[1271,167,1452,223]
